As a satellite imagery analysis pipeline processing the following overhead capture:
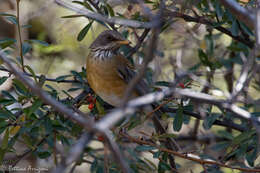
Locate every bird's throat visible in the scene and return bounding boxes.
[92,49,114,61]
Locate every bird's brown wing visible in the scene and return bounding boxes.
[115,54,150,96]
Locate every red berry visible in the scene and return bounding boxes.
[87,96,93,103]
[97,135,105,142]
[178,83,185,88]
[88,103,94,110]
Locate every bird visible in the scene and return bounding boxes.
[86,30,180,156]
[86,30,148,107]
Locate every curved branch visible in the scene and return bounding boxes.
[219,0,255,29]
[55,0,157,28]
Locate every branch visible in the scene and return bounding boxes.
[219,0,255,29]
[174,88,253,120]
[162,107,246,132]
[126,29,150,58]
[55,0,157,28]
[120,132,260,172]
[16,0,24,72]
[166,10,254,48]
[0,50,92,129]
[0,66,80,84]
[0,50,130,173]
[54,133,94,173]
[86,0,116,30]
[230,51,257,102]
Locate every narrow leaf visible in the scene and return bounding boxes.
[0,77,8,86]
[22,42,32,56]
[0,128,9,164]
[0,13,16,17]
[5,16,17,25]
[61,14,85,18]
[173,106,183,131]
[24,65,37,82]
[77,21,93,41]
[30,39,49,46]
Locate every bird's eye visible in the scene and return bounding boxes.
[107,36,115,41]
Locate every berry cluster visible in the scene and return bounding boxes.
[87,94,96,110]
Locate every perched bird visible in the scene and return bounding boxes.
[86,30,180,160]
[86,30,148,107]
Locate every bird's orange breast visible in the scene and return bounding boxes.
[86,56,136,107]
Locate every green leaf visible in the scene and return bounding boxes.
[0,77,8,86]
[0,98,14,106]
[230,20,239,36]
[55,75,71,82]
[96,100,105,115]
[203,114,220,130]
[106,3,115,17]
[135,145,156,152]
[61,14,85,18]
[0,13,16,17]
[173,106,183,132]
[24,65,37,82]
[5,16,17,25]
[215,1,223,19]
[72,0,84,5]
[211,141,230,151]
[0,128,9,164]
[101,5,109,16]
[155,81,171,87]
[71,70,84,82]
[153,133,176,139]
[13,79,29,96]
[67,87,80,92]
[0,110,16,120]
[246,148,257,167]
[21,24,32,28]
[144,0,154,4]
[77,21,93,41]
[0,121,8,128]
[22,42,32,56]
[198,49,210,67]
[72,1,94,11]
[158,160,171,172]
[153,151,160,158]
[217,130,233,140]
[21,134,34,149]
[44,118,53,134]
[0,38,16,49]
[30,39,49,46]
[232,130,255,145]
[1,91,16,101]
[26,99,43,117]
[239,22,254,36]
[37,151,51,159]
[38,75,46,87]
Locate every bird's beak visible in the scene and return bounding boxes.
[116,40,130,45]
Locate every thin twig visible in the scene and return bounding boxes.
[120,132,260,172]
[16,0,24,72]
[0,66,80,83]
[126,29,150,58]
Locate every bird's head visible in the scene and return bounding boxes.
[89,30,130,52]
